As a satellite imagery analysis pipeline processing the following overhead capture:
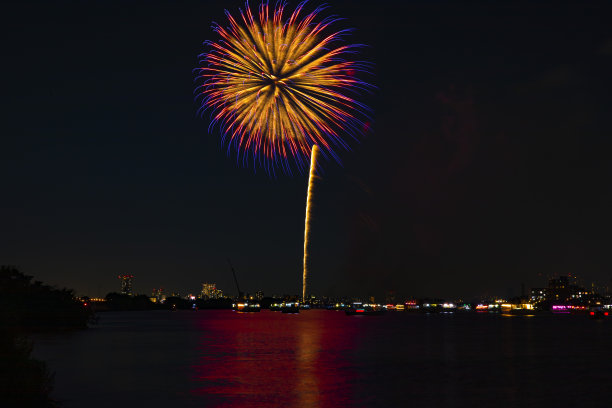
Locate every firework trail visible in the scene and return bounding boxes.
[302,145,319,301]
[195,1,372,174]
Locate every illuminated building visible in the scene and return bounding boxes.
[530,288,547,303]
[118,275,134,296]
[152,287,166,303]
[201,283,223,299]
[547,275,584,303]
[201,283,215,299]
[255,290,264,301]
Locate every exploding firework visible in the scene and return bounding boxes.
[195,1,372,173]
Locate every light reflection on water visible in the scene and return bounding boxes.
[31,310,612,408]
[191,310,358,407]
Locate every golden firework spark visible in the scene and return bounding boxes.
[196,1,372,173]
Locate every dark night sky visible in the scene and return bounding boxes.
[2,0,611,300]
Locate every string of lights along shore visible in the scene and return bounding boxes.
[195,1,373,301]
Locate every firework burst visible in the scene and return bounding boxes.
[195,1,372,173]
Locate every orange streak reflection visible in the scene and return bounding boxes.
[190,311,357,407]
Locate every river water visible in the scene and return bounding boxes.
[32,310,611,407]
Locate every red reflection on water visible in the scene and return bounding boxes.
[191,310,359,408]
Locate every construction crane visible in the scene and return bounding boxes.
[227,258,244,299]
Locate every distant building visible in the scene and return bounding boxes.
[548,275,583,303]
[201,283,215,298]
[255,290,264,301]
[530,288,547,303]
[118,275,134,296]
[152,287,166,303]
[532,275,591,305]
[201,283,223,299]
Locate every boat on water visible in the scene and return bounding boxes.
[500,302,536,316]
[232,302,261,312]
[345,302,385,316]
[280,301,300,313]
[589,307,609,319]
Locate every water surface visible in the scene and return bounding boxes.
[33,310,612,407]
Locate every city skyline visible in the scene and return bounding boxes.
[80,271,611,304]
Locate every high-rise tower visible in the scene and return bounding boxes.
[118,275,134,296]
